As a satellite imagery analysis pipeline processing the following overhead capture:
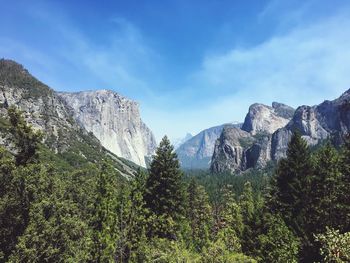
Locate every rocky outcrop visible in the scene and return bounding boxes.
[59,90,156,167]
[211,102,294,174]
[272,89,350,159]
[176,123,241,169]
[0,59,81,152]
[210,127,251,173]
[242,102,294,135]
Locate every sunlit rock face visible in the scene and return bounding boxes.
[211,102,294,174]
[242,102,294,135]
[59,90,157,167]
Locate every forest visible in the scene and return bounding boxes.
[1,107,350,263]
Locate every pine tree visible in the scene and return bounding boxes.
[7,106,42,166]
[212,185,243,254]
[0,147,17,261]
[8,194,91,262]
[239,181,254,223]
[144,136,185,240]
[0,108,43,261]
[187,178,212,251]
[339,136,350,232]
[125,169,150,262]
[258,214,300,263]
[90,162,119,262]
[268,131,313,262]
[239,181,256,255]
[311,142,342,231]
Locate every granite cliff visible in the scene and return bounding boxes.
[59,90,156,167]
[211,102,294,173]
[272,89,350,160]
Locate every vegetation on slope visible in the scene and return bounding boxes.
[1,108,350,262]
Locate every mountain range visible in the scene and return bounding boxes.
[210,90,350,173]
[1,58,350,175]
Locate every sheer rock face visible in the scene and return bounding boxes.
[210,127,251,173]
[59,90,156,167]
[242,102,294,135]
[211,102,294,174]
[175,123,242,169]
[272,89,350,159]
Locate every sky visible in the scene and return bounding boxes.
[1,0,350,142]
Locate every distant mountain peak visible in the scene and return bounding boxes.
[173,133,193,149]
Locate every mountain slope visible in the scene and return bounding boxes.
[173,133,193,149]
[59,90,156,167]
[0,59,137,176]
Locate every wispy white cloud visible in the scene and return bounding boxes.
[147,11,350,141]
[188,13,350,120]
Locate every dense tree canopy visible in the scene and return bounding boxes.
[1,110,350,262]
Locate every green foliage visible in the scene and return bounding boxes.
[219,185,244,238]
[144,136,186,239]
[202,236,256,263]
[310,142,344,234]
[239,181,254,223]
[90,162,119,262]
[339,137,350,232]
[3,107,350,262]
[268,131,314,261]
[132,238,201,263]
[257,214,300,263]
[9,197,91,262]
[8,106,42,166]
[0,59,52,99]
[186,178,212,251]
[314,227,350,263]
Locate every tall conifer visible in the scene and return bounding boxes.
[144,136,185,239]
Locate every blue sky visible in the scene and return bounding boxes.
[1,0,350,142]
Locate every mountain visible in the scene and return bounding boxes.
[59,90,157,167]
[173,133,193,149]
[0,59,138,176]
[241,102,295,134]
[211,102,294,173]
[271,89,350,159]
[211,90,350,174]
[176,123,242,169]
